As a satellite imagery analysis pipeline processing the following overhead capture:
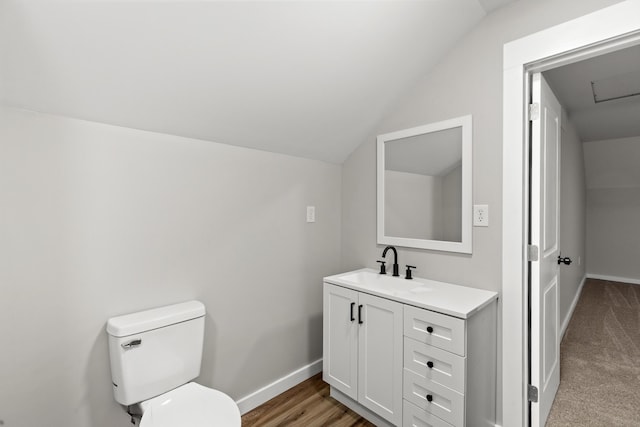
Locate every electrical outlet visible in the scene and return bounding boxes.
[473,204,489,227]
[306,206,316,223]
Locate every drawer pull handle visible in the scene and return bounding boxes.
[426,394,433,402]
[427,361,434,369]
[426,326,434,333]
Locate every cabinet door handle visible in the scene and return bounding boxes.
[358,304,363,324]
[350,302,355,322]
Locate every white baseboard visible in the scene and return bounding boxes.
[235,358,322,415]
[560,275,586,340]
[586,273,640,286]
[236,360,502,425]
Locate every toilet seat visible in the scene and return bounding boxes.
[139,382,241,427]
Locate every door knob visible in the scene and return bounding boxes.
[557,256,572,265]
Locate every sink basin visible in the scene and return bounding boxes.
[324,268,498,319]
[338,270,433,294]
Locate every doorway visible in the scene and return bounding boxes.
[530,44,640,425]
[501,3,640,426]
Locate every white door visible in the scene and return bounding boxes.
[529,73,561,427]
[323,283,358,400]
[357,292,403,425]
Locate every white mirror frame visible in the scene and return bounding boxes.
[377,115,472,253]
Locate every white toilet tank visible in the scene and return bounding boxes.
[106,301,206,406]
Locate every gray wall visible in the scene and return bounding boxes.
[558,113,587,328]
[341,0,621,288]
[340,0,622,421]
[585,136,640,281]
[0,107,341,427]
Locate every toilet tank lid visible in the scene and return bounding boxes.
[106,300,205,337]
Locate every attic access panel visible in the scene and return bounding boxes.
[591,69,640,103]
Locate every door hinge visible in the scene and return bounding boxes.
[527,245,539,262]
[529,103,540,121]
[528,384,539,402]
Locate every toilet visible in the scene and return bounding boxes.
[106,301,241,426]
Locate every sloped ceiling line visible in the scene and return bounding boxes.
[1,0,516,163]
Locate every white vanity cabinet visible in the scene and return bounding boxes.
[402,303,497,427]
[322,283,403,426]
[323,269,498,427]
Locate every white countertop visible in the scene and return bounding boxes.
[324,268,498,319]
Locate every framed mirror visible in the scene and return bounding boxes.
[377,115,472,253]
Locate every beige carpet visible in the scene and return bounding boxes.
[546,279,640,426]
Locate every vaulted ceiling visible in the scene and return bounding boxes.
[0,0,515,163]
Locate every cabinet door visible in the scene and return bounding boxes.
[358,292,403,426]
[323,283,358,400]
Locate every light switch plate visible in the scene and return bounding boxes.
[306,206,316,223]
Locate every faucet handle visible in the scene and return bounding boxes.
[377,260,387,275]
[405,265,416,280]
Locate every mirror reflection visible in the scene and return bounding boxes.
[384,126,462,241]
[377,115,472,253]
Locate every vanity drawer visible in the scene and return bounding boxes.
[404,337,465,394]
[403,369,464,427]
[404,305,466,356]
[403,400,454,427]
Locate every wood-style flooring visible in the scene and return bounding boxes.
[241,374,375,427]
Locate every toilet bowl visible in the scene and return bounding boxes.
[139,383,240,427]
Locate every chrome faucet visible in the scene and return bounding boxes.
[381,246,400,277]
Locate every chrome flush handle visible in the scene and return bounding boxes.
[121,339,142,349]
